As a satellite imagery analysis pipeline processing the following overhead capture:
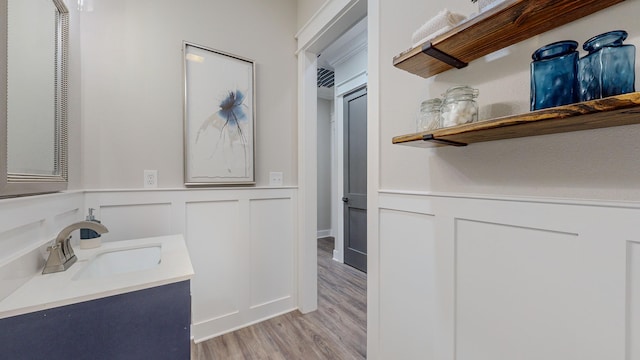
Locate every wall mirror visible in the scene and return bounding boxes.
[1,0,69,197]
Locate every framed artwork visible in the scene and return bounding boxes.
[183,42,255,186]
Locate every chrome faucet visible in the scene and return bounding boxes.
[42,221,109,274]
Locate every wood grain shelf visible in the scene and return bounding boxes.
[393,0,625,79]
[392,93,640,148]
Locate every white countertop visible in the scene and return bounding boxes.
[0,234,194,320]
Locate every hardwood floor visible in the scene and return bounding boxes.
[191,237,367,359]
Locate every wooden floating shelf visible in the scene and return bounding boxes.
[392,93,640,148]
[393,0,625,79]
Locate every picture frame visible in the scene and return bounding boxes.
[183,41,256,186]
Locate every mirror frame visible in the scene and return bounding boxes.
[1,0,69,197]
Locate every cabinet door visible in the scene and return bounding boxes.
[0,281,191,360]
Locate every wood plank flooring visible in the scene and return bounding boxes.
[191,237,367,359]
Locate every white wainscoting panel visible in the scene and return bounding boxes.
[1,221,45,261]
[629,241,640,359]
[455,219,579,359]
[99,203,173,242]
[84,188,297,342]
[186,200,242,328]
[378,207,436,360]
[249,198,295,316]
[0,192,84,301]
[377,191,639,360]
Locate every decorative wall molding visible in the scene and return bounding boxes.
[295,0,366,54]
[0,192,84,301]
[329,42,368,69]
[377,190,640,359]
[335,70,368,97]
[0,188,297,343]
[317,13,367,70]
[380,189,640,210]
[84,188,298,342]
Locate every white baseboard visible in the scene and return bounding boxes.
[317,229,333,238]
[333,249,343,263]
[192,306,297,343]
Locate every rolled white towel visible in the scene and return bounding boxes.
[411,9,467,47]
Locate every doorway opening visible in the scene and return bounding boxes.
[295,0,367,321]
[315,16,368,272]
[311,8,369,355]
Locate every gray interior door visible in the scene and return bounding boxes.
[343,87,367,272]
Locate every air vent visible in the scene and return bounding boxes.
[317,67,334,88]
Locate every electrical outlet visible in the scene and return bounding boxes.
[269,172,283,186]
[144,170,158,188]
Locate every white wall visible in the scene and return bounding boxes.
[1,0,301,345]
[80,0,298,189]
[379,1,640,201]
[75,1,303,336]
[369,0,640,359]
[297,0,328,30]
[317,98,332,236]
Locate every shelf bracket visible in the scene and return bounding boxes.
[421,42,467,69]
[423,134,467,147]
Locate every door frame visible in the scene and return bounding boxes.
[294,0,367,314]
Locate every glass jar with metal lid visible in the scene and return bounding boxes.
[416,98,443,131]
[440,85,479,128]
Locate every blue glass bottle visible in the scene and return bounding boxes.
[530,41,579,110]
[578,30,635,102]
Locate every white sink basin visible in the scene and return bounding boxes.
[0,235,193,320]
[73,245,162,280]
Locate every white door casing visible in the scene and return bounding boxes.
[295,0,367,314]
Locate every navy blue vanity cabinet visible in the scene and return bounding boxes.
[0,280,191,360]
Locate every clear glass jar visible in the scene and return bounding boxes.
[578,30,635,101]
[440,86,478,128]
[530,40,579,110]
[416,98,442,131]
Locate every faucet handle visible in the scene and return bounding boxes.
[46,241,60,252]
